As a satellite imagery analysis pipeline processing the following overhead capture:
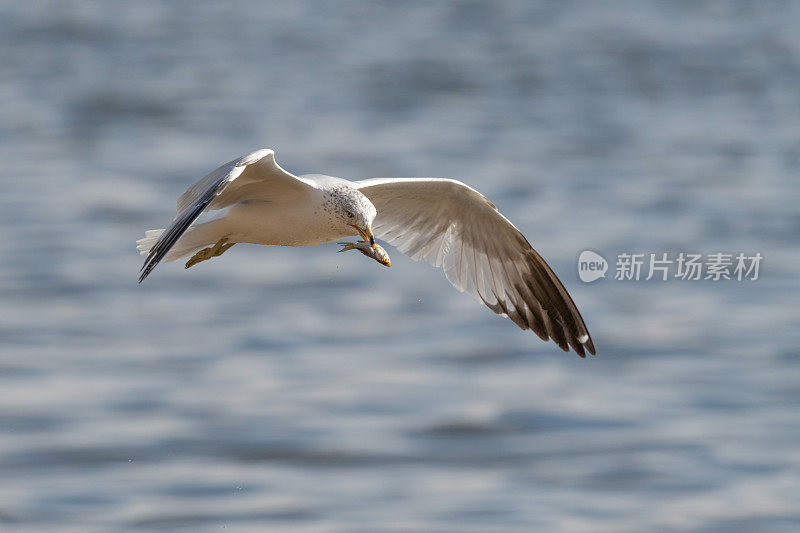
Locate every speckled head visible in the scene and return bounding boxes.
[321,183,377,244]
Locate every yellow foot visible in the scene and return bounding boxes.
[185,238,235,269]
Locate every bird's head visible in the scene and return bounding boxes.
[326,185,377,247]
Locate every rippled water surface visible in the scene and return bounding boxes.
[1,1,799,531]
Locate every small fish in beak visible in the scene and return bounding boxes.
[349,224,375,248]
[338,240,391,267]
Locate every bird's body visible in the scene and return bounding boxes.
[138,148,595,357]
[211,186,351,247]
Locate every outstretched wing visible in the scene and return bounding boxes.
[356,178,595,357]
[139,149,312,283]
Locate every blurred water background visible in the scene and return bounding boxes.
[1,1,799,531]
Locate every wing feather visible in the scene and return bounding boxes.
[139,149,312,283]
[356,177,595,357]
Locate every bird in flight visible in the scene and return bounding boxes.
[137,149,595,357]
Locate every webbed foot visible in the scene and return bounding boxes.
[185,238,235,269]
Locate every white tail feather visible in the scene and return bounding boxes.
[136,229,164,256]
[136,225,219,262]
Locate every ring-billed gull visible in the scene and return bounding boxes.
[137,148,595,357]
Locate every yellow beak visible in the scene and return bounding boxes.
[351,224,375,248]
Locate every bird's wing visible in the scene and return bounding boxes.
[355,178,595,357]
[175,148,311,212]
[139,149,312,282]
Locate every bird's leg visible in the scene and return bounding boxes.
[185,238,235,269]
[215,241,236,255]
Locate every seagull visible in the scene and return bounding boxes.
[137,149,595,357]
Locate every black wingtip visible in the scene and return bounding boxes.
[583,336,597,357]
[138,261,154,283]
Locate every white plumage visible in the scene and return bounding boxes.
[138,148,594,357]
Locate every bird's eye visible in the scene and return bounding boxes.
[346,211,354,219]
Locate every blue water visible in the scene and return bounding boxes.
[1,1,799,531]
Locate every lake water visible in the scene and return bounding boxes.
[1,1,799,531]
